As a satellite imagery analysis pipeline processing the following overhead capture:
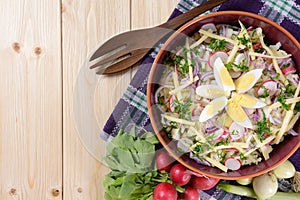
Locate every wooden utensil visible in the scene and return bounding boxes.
[89,0,227,74]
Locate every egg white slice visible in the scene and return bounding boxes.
[226,99,253,129]
[235,69,263,93]
[199,96,228,122]
[213,57,235,92]
[232,93,266,108]
[196,84,230,99]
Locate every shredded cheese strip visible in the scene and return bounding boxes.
[290,81,300,110]
[199,29,245,48]
[244,136,275,156]
[268,97,300,110]
[172,71,182,99]
[249,52,292,59]
[169,76,199,95]
[239,21,255,60]
[190,34,208,49]
[190,127,206,142]
[185,38,194,83]
[204,156,228,172]
[162,114,195,126]
[275,110,293,144]
[227,22,249,63]
[287,112,300,131]
[227,44,239,63]
[257,28,287,84]
[275,81,300,143]
[253,135,270,160]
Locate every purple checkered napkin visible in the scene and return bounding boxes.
[102,0,300,199]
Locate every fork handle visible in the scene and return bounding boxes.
[158,0,227,30]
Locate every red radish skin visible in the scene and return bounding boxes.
[213,129,228,142]
[208,51,229,68]
[184,186,199,200]
[190,176,220,190]
[253,42,262,49]
[257,80,278,96]
[156,151,173,172]
[225,157,242,170]
[170,164,191,186]
[282,66,297,75]
[153,182,178,200]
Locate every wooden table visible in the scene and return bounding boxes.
[0,0,178,199]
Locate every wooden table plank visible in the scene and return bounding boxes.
[62,0,131,199]
[0,0,62,199]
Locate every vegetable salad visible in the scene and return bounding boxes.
[155,21,300,172]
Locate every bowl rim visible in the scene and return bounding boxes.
[147,10,300,180]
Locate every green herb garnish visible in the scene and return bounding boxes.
[295,102,300,112]
[209,38,227,51]
[225,61,249,72]
[281,63,290,69]
[237,35,251,45]
[277,95,290,110]
[173,98,192,120]
[256,112,271,142]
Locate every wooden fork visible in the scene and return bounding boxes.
[89,0,227,75]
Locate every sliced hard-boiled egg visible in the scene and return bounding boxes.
[232,93,266,108]
[213,57,235,92]
[226,99,253,129]
[235,69,263,93]
[196,84,230,99]
[199,96,228,122]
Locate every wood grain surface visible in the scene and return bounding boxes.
[0,0,178,199]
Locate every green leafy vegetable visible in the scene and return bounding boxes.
[103,128,175,200]
[104,128,159,173]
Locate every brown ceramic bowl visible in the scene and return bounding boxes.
[147,11,300,180]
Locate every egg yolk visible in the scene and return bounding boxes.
[207,88,227,97]
[227,100,247,122]
[232,94,256,107]
[235,73,255,91]
[220,67,235,88]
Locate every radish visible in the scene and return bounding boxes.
[189,175,220,190]
[153,182,178,200]
[208,51,229,68]
[282,66,297,75]
[253,42,262,49]
[170,164,191,186]
[155,150,173,172]
[168,95,177,112]
[229,122,245,141]
[226,148,238,152]
[184,186,199,200]
[257,80,278,97]
[201,23,217,32]
[225,157,241,170]
[213,129,227,142]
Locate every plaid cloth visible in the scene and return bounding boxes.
[101,0,300,199]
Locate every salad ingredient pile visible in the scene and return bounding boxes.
[157,21,300,172]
